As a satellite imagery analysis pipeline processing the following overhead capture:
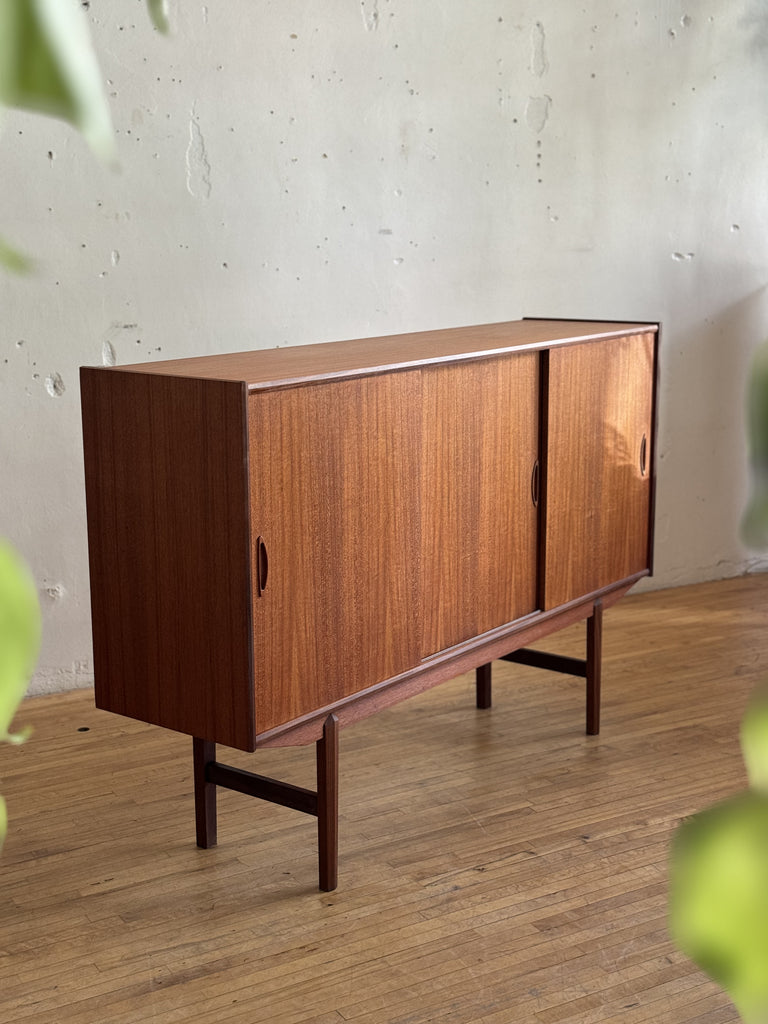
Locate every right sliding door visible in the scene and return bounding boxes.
[543,332,656,610]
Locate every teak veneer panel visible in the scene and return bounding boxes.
[421,353,539,655]
[544,332,656,610]
[80,370,254,751]
[248,373,422,734]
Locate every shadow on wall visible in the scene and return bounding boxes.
[655,285,768,583]
[742,0,768,58]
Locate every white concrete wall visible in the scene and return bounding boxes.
[2,0,767,695]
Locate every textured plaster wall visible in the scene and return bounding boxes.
[2,0,768,695]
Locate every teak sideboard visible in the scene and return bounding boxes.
[80,317,659,891]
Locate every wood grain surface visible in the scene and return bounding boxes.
[247,372,422,733]
[81,369,255,750]
[104,320,656,390]
[421,353,539,655]
[543,333,655,609]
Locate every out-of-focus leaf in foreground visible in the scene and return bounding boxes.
[671,792,768,1024]
[670,682,768,1023]
[0,540,39,744]
[147,0,170,34]
[741,681,768,795]
[742,340,768,549]
[0,0,114,161]
[0,540,40,851]
[0,233,32,273]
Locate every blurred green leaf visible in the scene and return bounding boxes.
[0,540,40,744]
[0,540,40,851]
[0,233,32,273]
[741,682,768,795]
[742,340,768,549]
[147,0,170,34]
[0,0,115,161]
[670,792,768,1024]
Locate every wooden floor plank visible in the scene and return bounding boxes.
[3,576,765,1022]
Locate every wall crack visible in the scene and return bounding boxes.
[186,103,212,199]
[531,22,549,77]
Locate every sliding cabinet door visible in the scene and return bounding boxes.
[248,372,422,733]
[421,353,540,656]
[544,333,655,609]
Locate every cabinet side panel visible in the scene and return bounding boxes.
[248,373,422,733]
[421,353,539,655]
[544,333,655,609]
[81,370,254,750]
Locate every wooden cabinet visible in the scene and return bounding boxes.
[81,317,658,890]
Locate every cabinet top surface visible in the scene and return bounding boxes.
[87,319,658,391]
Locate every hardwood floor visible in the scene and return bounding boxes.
[2,575,765,1023]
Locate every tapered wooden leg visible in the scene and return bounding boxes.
[316,714,339,892]
[586,599,603,736]
[193,737,217,848]
[476,663,492,709]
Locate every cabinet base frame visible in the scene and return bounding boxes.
[475,600,604,735]
[193,713,340,892]
[195,598,608,892]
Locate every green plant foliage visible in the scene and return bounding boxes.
[742,340,768,549]
[0,0,116,270]
[0,232,33,273]
[0,541,40,744]
[0,0,115,161]
[741,680,768,795]
[0,540,41,850]
[675,341,768,1020]
[0,0,165,271]
[147,0,170,34]
[671,788,768,1024]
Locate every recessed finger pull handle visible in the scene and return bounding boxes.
[640,434,648,477]
[531,459,540,508]
[256,536,269,596]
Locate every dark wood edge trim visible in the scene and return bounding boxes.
[240,381,257,749]
[79,367,248,386]
[254,575,645,749]
[537,350,550,609]
[647,324,662,577]
[242,326,661,391]
[523,315,660,331]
